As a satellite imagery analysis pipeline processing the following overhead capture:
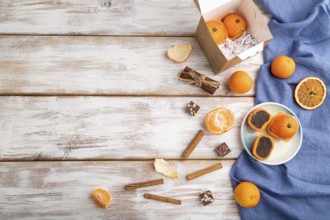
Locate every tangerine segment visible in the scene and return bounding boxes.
[234,182,260,208]
[206,20,228,45]
[91,188,112,209]
[294,77,326,110]
[205,108,235,135]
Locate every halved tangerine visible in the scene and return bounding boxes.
[205,108,235,135]
[294,77,326,110]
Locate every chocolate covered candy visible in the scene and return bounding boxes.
[215,142,231,157]
[200,190,215,206]
[186,101,200,116]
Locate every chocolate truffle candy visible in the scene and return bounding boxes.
[186,101,200,116]
[200,190,215,206]
[215,142,231,157]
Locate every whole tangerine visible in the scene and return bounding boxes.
[223,13,247,39]
[271,56,296,78]
[206,20,228,45]
[234,182,260,208]
[268,112,298,141]
[228,71,253,94]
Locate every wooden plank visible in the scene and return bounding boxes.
[0,36,262,96]
[0,0,269,36]
[0,96,253,160]
[0,160,239,219]
[0,0,198,36]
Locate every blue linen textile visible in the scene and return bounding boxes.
[230,0,330,219]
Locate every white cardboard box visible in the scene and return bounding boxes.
[194,0,272,74]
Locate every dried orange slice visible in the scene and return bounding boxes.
[205,108,235,135]
[91,188,112,208]
[294,77,326,110]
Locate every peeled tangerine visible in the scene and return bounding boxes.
[205,108,235,135]
[91,188,112,209]
[267,112,298,141]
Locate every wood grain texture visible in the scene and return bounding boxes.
[0,0,199,36]
[0,160,239,220]
[0,0,269,36]
[0,36,263,96]
[0,96,253,160]
[0,0,271,218]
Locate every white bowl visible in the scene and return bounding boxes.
[241,102,303,165]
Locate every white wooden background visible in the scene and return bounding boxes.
[0,0,270,219]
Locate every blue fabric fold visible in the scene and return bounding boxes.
[230,0,330,219]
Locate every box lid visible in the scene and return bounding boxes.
[194,0,232,15]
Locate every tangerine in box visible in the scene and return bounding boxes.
[194,0,272,74]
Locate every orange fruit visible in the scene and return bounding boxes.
[205,108,235,135]
[271,56,296,78]
[206,20,228,45]
[234,182,260,208]
[228,71,253,94]
[267,112,298,141]
[223,13,247,39]
[294,77,327,110]
[91,188,112,208]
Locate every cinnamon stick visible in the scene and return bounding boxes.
[178,66,220,95]
[182,130,205,159]
[186,163,223,181]
[125,178,164,190]
[144,193,182,205]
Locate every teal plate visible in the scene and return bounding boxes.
[241,102,303,165]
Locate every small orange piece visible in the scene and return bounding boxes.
[91,188,112,209]
[251,135,274,160]
[271,56,296,79]
[234,182,260,208]
[206,20,228,45]
[223,13,248,39]
[205,108,235,135]
[267,112,298,141]
[228,71,253,94]
[294,77,327,110]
